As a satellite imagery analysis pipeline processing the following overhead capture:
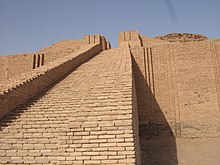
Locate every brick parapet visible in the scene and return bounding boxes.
[0,44,102,119]
[118,30,142,47]
[0,35,111,82]
[83,34,111,51]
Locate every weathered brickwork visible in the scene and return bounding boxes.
[57,44,140,164]
[118,30,142,47]
[37,40,85,64]
[0,53,34,82]
[121,30,220,138]
[0,40,140,164]
[0,35,111,82]
[0,30,220,164]
[0,44,103,119]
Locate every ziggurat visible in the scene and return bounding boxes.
[0,30,219,164]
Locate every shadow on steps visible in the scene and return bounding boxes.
[0,51,98,130]
[0,85,55,131]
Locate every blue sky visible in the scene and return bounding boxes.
[0,0,220,55]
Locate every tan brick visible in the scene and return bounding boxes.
[57,157,66,161]
[74,132,89,136]
[100,142,117,147]
[106,130,124,135]
[90,131,107,135]
[118,150,135,155]
[90,155,108,160]
[35,157,50,163]
[82,135,98,140]
[75,156,91,160]
[83,123,98,127]
[108,155,126,159]
[70,160,83,164]
[10,157,23,164]
[82,151,100,156]
[119,158,135,163]
[28,150,41,157]
[100,151,117,156]
[101,126,117,131]
[0,144,12,150]
[84,160,101,164]
[23,157,36,164]
[99,134,115,139]
[90,139,107,143]
[85,127,101,131]
[108,138,125,143]
[108,146,126,151]
[125,138,134,142]
[101,159,118,164]
[66,148,75,152]
[0,157,10,163]
[126,146,135,151]
[69,152,82,156]
[23,144,34,150]
[82,143,99,148]
[116,133,133,138]
[116,123,133,129]
[74,147,92,152]
[92,147,108,151]
[40,149,55,156]
[73,139,89,144]
[68,143,82,148]
[66,157,76,161]
[117,142,134,147]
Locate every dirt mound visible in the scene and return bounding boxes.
[156,33,208,42]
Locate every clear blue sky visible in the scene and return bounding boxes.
[0,0,220,55]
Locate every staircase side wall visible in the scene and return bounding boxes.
[0,44,102,119]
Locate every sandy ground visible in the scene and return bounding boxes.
[141,137,220,165]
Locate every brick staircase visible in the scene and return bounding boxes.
[0,47,140,164]
[2,30,220,165]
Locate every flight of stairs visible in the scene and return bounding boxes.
[0,48,140,164]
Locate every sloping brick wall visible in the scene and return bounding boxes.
[0,44,103,119]
[0,41,84,82]
[0,35,111,82]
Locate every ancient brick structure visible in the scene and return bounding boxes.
[119,30,220,138]
[0,31,219,164]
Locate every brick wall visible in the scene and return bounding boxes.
[37,40,85,65]
[118,30,142,47]
[0,35,111,82]
[83,34,111,50]
[0,44,103,119]
[132,42,220,138]
[121,30,220,138]
[0,53,34,82]
[0,41,83,82]
[174,42,219,137]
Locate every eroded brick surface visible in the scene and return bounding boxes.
[0,47,140,164]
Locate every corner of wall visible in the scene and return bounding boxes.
[83,34,111,51]
[118,30,142,48]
